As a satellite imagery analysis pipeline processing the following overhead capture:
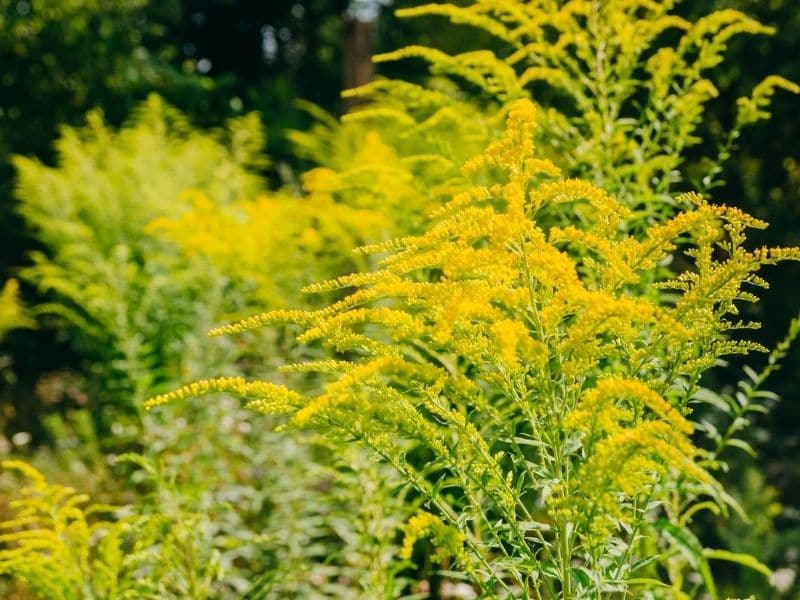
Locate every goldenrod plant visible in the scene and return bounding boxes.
[13,94,265,411]
[140,1,799,596]
[342,0,799,219]
[148,100,800,597]
[285,96,494,235]
[147,187,387,309]
[153,93,487,274]
[0,460,177,599]
[146,1,799,311]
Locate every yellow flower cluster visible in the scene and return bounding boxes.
[490,319,530,369]
[399,511,465,562]
[566,377,694,436]
[143,376,303,415]
[148,188,387,309]
[560,377,711,539]
[463,99,539,177]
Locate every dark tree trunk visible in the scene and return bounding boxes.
[343,17,374,110]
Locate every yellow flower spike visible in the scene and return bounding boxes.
[532,179,632,231]
[144,377,305,412]
[400,511,465,562]
[0,279,35,339]
[491,319,529,369]
[208,309,313,337]
[298,307,424,345]
[576,377,694,435]
[2,460,47,489]
[301,167,339,194]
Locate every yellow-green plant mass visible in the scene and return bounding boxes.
[0,460,166,599]
[0,459,233,599]
[0,279,35,341]
[147,100,800,596]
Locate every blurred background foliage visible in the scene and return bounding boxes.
[0,0,798,597]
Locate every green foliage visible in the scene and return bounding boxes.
[13,94,264,409]
[1,398,411,598]
[142,399,411,598]
[0,459,191,599]
[0,0,199,162]
[7,92,415,598]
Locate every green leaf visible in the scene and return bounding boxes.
[539,561,560,579]
[743,403,770,415]
[692,388,731,413]
[511,436,547,448]
[725,438,757,457]
[623,577,671,589]
[742,365,759,384]
[570,566,593,588]
[656,520,717,600]
[518,521,550,533]
[629,554,659,573]
[703,549,772,578]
